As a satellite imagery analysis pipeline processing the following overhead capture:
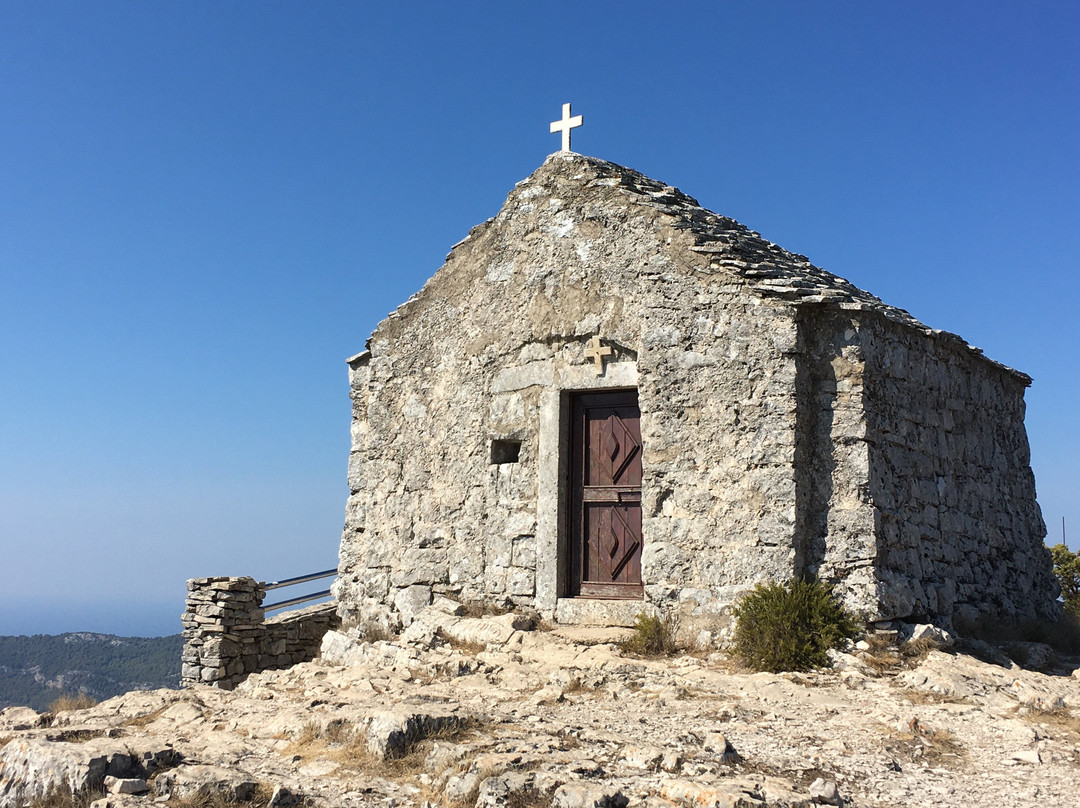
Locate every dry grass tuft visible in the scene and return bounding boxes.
[364,718,484,781]
[1019,704,1080,739]
[857,634,942,676]
[858,633,903,674]
[899,688,974,706]
[439,630,487,656]
[165,782,274,808]
[26,785,106,808]
[283,719,335,760]
[503,789,552,808]
[557,731,582,751]
[283,716,484,781]
[338,615,394,642]
[357,622,392,643]
[48,693,98,714]
[123,704,172,729]
[48,729,108,743]
[561,677,588,695]
[440,760,506,808]
[460,601,510,618]
[899,636,941,663]
[619,612,679,657]
[884,717,966,767]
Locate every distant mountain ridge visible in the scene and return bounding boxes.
[0,632,182,711]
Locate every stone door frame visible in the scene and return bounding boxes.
[534,360,649,624]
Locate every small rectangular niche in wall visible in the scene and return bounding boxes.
[490,439,521,465]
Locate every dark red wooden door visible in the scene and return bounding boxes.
[569,390,643,598]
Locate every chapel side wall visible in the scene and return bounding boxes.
[794,308,879,615]
[861,316,1058,623]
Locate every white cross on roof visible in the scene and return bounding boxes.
[550,102,583,152]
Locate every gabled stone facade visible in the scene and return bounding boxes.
[333,152,1058,637]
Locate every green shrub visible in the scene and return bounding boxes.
[619,612,679,657]
[732,578,859,672]
[1050,543,1080,615]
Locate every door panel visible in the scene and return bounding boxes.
[569,390,643,599]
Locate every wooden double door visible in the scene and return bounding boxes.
[568,390,643,599]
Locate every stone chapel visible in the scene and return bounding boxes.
[333,150,1059,638]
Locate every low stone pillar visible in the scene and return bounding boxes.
[181,576,265,689]
[181,576,340,689]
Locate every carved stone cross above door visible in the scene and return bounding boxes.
[584,335,612,375]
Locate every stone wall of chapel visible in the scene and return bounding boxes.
[636,276,803,626]
[793,308,879,616]
[334,191,804,630]
[861,315,1058,623]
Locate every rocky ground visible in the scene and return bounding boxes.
[2,601,1079,808]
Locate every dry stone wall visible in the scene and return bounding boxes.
[181,577,339,689]
[860,315,1058,623]
[793,306,879,616]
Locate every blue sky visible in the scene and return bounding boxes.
[1,2,1077,636]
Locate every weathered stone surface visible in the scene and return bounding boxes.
[1010,748,1042,765]
[702,731,740,763]
[474,772,535,808]
[551,782,628,808]
[267,784,300,807]
[659,779,765,808]
[2,627,1080,808]
[103,776,149,795]
[364,708,465,759]
[335,150,1056,635]
[0,706,45,732]
[0,738,141,808]
[1004,641,1056,672]
[88,796,145,808]
[808,777,841,805]
[901,623,956,648]
[620,745,665,770]
[153,764,258,801]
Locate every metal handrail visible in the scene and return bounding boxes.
[262,567,337,612]
[264,567,338,591]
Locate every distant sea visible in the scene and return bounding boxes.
[0,597,183,638]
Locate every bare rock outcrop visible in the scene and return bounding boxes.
[2,608,1079,807]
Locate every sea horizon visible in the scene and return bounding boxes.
[0,597,184,638]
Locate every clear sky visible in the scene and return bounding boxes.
[1,2,1077,636]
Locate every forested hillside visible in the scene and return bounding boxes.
[0,633,182,711]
